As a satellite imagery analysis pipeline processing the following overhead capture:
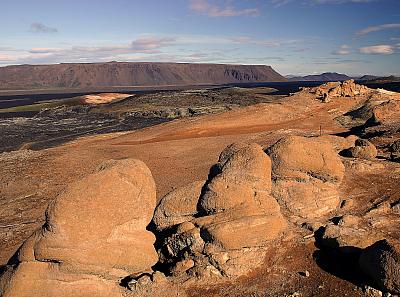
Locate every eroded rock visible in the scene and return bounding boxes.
[1,159,159,297]
[154,142,286,278]
[267,135,345,219]
[342,139,378,160]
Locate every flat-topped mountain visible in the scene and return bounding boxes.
[0,62,287,90]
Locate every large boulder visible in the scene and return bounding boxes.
[155,143,287,278]
[152,181,205,232]
[199,142,272,215]
[267,136,344,183]
[1,159,159,297]
[359,239,400,294]
[267,136,345,219]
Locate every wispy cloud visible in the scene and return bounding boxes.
[359,45,395,54]
[312,0,377,3]
[189,0,260,17]
[332,44,351,55]
[357,23,400,36]
[230,36,281,47]
[30,22,58,33]
[2,36,177,65]
[271,0,378,7]
[0,54,14,62]
[130,36,176,52]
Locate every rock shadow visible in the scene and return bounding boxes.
[313,229,368,288]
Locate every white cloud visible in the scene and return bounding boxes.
[357,23,400,36]
[189,0,260,17]
[30,22,58,33]
[332,44,351,55]
[359,45,395,54]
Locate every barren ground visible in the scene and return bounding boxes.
[1,86,399,296]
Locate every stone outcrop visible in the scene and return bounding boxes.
[310,80,369,102]
[267,135,345,220]
[342,139,378,160]
[359,240,400,294]
[319,215,384,253]
[153,142,287,278]
[0,159,158,297]
[390,139,400,162]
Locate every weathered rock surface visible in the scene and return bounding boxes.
[390,140,400,162]
[319,135,358,152]
[359,239,400,294]
[342,139,378,160]
[153,181,205,232]
[0,159,159,297]
[199,142,273,214]
[320,215,384,253]
[267,135,345,219]
[154,142,286,278]
[310,80,370,102]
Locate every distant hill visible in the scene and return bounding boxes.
[288,72,351,82]
[0,62,287,90]
[357,75,379,81]
[360,75,400,83]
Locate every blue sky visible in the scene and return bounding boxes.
[0,0,399,75]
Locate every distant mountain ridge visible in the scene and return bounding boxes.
[287,72,351,82]
[0,62,287,90]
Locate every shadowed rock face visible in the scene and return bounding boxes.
[0,159,158,297]
[0,62,287,90]
[359,240,400,294]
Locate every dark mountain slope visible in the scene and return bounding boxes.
[0,62,287,90]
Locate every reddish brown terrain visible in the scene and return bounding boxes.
[0,80,400,297]
[0,62,286,90]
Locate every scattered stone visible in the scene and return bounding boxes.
[390,140,400,162]
[391,201,400,214]
[363,285,383,297]
[359,239,400,294]
[151,271,168,284]
[299,270,310,277]
[170,259,195,276]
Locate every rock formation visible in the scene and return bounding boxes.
[0,159,158,297]
[308,79,369,102]
[152,181,204,232]
[266,135,345,220]
[320,215,384,253]
[359,240,400,294]
[341,139,378,160]
[153,142,287,278]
